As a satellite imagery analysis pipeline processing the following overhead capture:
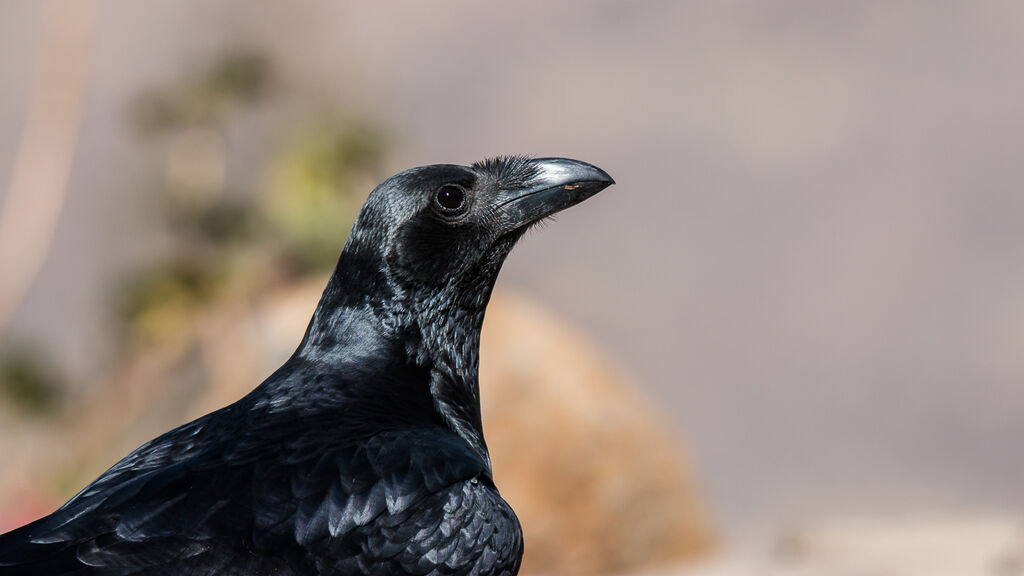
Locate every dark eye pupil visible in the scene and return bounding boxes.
[436,186,465,211]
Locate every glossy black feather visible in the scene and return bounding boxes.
[0,157,612,575]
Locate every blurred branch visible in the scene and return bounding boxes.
[0,0,95,335]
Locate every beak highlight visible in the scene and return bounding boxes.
[497,158,614,230]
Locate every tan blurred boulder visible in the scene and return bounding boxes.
[481,292,713,574]
[1,281,714,574]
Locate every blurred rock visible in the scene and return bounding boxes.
[0,280,714,574]
[481,292,714,574]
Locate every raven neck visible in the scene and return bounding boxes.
[401,282,493,472]
[294,247,495,474]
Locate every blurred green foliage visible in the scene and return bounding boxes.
[266,125,385,271]
[133,49,272,133]
[0,346,63,416]
[167,197,258,247]
[120,47,387,344]
[119,259,231,343]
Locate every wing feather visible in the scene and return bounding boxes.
[0,414,499,575]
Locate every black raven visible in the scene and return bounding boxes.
[0,157,614,575]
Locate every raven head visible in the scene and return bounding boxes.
[315,156,613,328]
[376,156,613,301]
[298,156,613,467]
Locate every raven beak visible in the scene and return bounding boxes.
[497,158,614,230]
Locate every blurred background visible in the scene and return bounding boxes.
[2,1,1024,574]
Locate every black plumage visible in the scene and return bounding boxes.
[0,156,613,575]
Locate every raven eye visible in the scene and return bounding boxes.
[434,185,466,213]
